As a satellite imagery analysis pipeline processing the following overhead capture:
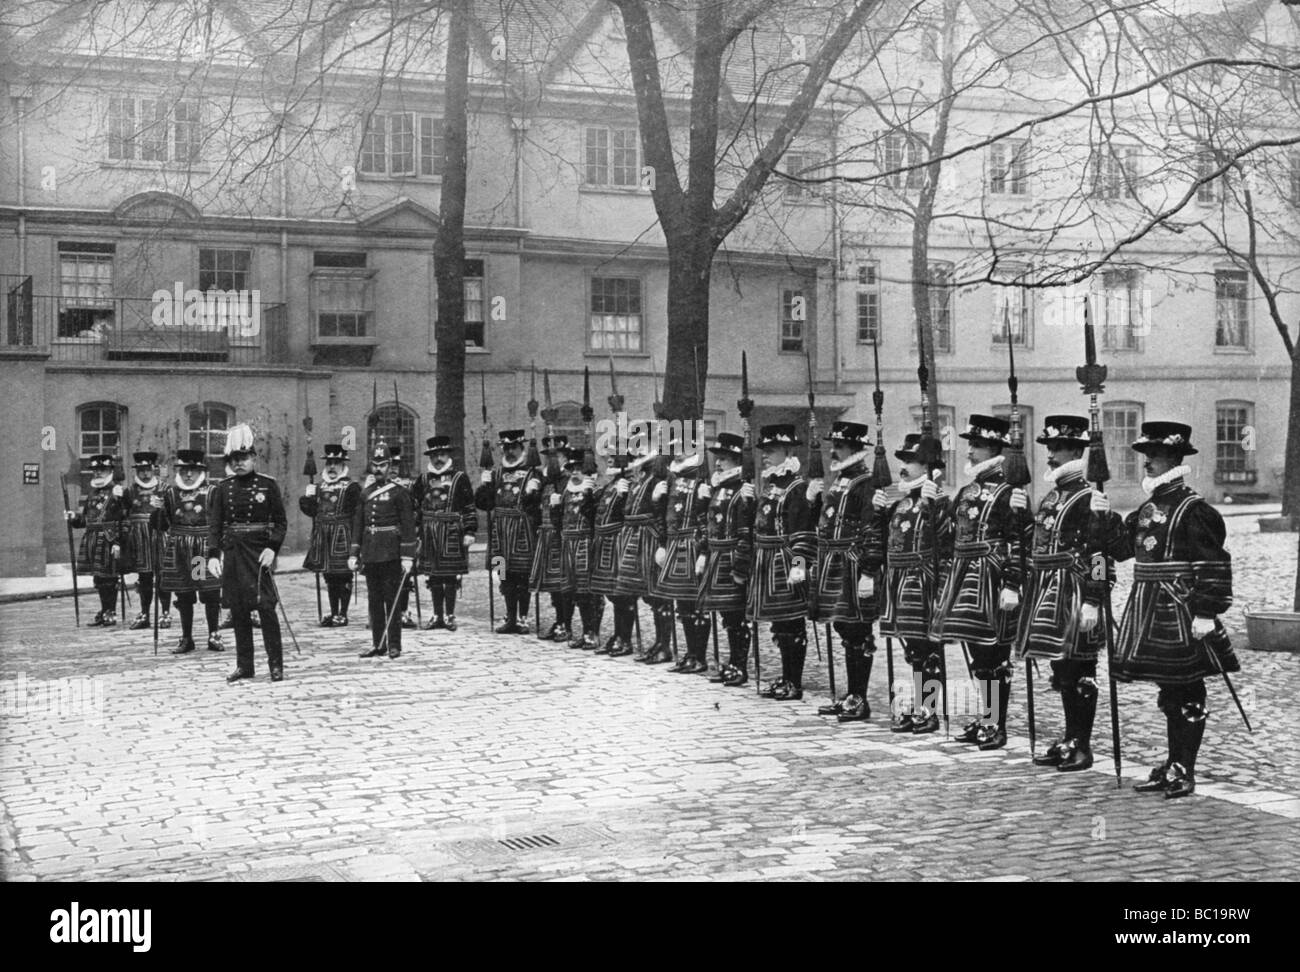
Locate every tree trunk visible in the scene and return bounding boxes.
[661,239,714,421]
[433,0,471,455]
[1288,352,1300,611]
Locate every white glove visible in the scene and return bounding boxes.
[550,493,562,507]
[695,554,706,576]
[207,557,223,579]
[582,476,596,491]
[789,565,806,585]
[614,479,630,495]
[698,483,712,499]
[347,556,359,572]
[739,482,755,500]
[112,484,124,497]
[655,547,667,566]
[305,483,317,497]
[999,587,1020,610]
[401,557,415,573]
[1090,492,1111,514]
[653,480,667,500]
[480,470,493,485]
[872,488,889,510]
[1191,616,1216,638]
[1079,603,1099,632]
[1009,488,1028,511]
[525,477,540,494]
[258,548,276,569]
[858,575,874,599]
[65,510,77,521]
[920,479,939,502]
[463,534,476,547]
[806,478,824,501]
[149,493,164,509]
[110,543,122,559]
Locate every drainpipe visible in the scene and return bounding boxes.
[829,109,841,393]
[511,116,529,227]
[14,95,27,275]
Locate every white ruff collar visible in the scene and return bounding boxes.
[322,466,350,483]
[566,477,593,494]
[426,459,452,475]
[830,449,871,474]
[898,473,929,493]
[1044,457,1086,485]
[669,452,701,474]
[500,454,524,469]
[630,452,658,470]
[1142,464,1191,496]
[963,454,1005,480]
[91,474,114,489]
[711,466,742,488]
[134,474,158,489]
[761,456,801,479]
[174,472,206,490]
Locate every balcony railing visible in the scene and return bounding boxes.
[2,275,288,364]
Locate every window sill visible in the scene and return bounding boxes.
[99,160,211,173]
[583,350,649,358]
[311,336,378,347]
[578,185,650,196]
[465,346,490,355]
[1213,345,1252,354]
[988,190,1032,199]
[358,173,442,183]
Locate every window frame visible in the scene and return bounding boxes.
[366,403,418,476]
[57,241,115,340]
[1101,400,1144,484]
[782,149,825,204]
[779,286,808,355]
[582,124,641,190]
[310,251,376,344]
[587,273,645,354]
[1097,268,1144,352]
[855,262,881,345]
[104,94,203,165]
[186,401,234,479]
[992,265,1033,349]
[1214,399,1257,484]
[881,131,928,191]
[1090,144,1140,200]
[988,138,1029,196]
[1213,267,1251,352]
[927,261,954,353]
[358,110,445,180]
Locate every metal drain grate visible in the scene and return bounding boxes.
[498,834,560,851]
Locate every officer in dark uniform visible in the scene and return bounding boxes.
[695,433,754,686]
[349,442,418,658]
[810,421,883,721]
[412,434,477,631]
[875,433,952,734]
[1013,416,1120,771]
[616,441,670,662]
[300,444,362,626]
[532,435,573,642]
[1094,421,1238,799]
[65,454,124,627]
[206,424,288,683]
[475,430,543,634]
[121,451,173,630]
[154,449,224,653]
[932,414,1027,749]
[750,424,816,700]
[658,435,712,674]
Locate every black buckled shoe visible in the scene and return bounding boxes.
[890,711,916,733]
[359,646,387,658]
[129,612,151,631]
[334,615,349,627]
[425,616,447,631]
[1164,762,1195,799]
[668,655,693,672]
[676,657,708,675]
[1033,738,1069,767]
[516,616,532,635]
[1134,762,1172,793]
[607,638,635,657]
[401,613,417,630]
[642,644,674,665]
[99,612,118,627]
[269,667,284,682]
[444,615,457,632]
[1057,744,1093,773]
[551,625,571,643]
[723,667,749,687]
[837,695,870,722]
[226,668,254,683]
[206,634,225,652]
[388,648,401,659]
[158,613,172,629]
[170,637,196,655]
[977,726,1008,750]
[817,696,847,717]
[542,620,562,641]
[88,611,106,628]
[568,632,586,649]
[495,620,521,635]
[955,720,984,744]
[911,712,940,734]
[708,664,732,683]
[771,680,803,701]
[320,615,337,627]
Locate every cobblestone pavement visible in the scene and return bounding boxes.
[1,520,1296,882]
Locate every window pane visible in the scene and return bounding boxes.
[590,277,642,351]
[138,99,167,162]
[1103,404,1142,482]
[1215,403,1254,474]
[199,249,250,292]
[611,128,638,186]
[585,127,608,185]
[174,100,201,162]
[108,97,134,160]
[390,112,414,174]
[361,114,386,173]
[420,115,445,177]
[1215,270,1248,347]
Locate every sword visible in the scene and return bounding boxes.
[738,351,761,694]
[59,473,82,626]
[1202,631,1253,733]
[260,564,301,655]
[377,561,415,656]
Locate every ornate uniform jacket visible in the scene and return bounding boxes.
[878,484,954,639]
[1110,478,1237,684]
[588,477,628,597]
[300,478,361,575]
[697,468,754,613]
[349,480,417,567]
[531,468,568,593]
[559,478,598,594]
[1015,471,1118,661]
[613,465,667,597]
[475,461,543,574]
[155,482,220,592]
[932,460,1026,646]
[810,458,881,624]
[747,466,816,622]
[72,482,122,576]
[655,458,711,600]
[206,472,287,610]
[412,467,476,578]
[120,481,164,574]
